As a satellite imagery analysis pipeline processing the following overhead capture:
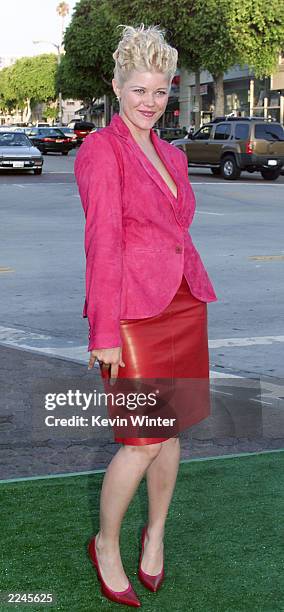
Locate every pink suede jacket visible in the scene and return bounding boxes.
[74,113,217,351]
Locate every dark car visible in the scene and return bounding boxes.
[60,127,78,147]
[27,127,73,155]
[0,131,43,174]
[171,117,284,180]
[73,121,96,145]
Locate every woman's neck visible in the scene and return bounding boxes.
[119,112,152,146]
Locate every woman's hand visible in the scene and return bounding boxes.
[88,347,125,381]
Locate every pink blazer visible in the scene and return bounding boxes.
[74,113,217,351]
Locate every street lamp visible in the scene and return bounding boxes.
[33,40,63,124]
[33,3,69,125]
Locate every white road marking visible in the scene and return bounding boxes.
[0,324,240,376]
[0,325,87,361]
[191,181,284,186]
[1,326,283,379]
[0,325,52,342]
[250,398,273,406]
[0,340,239,377]
[195,210,224,216]
[1,326,283,355]
[209,335,284,348]
[0,183,74,187]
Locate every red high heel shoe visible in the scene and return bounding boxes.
[138,525,165,592]
[88,536,141,607]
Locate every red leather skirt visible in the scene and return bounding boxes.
[100,275,209,445]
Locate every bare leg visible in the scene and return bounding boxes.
[95,442,162,591]
[141,437,181,574]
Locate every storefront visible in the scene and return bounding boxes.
[182,59,284,128]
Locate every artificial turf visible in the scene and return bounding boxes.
[0,451,283,612]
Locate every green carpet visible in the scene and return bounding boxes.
[0,452,283,612]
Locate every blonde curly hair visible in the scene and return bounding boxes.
[112,23,178,86]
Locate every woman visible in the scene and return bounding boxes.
[75,24,217,608]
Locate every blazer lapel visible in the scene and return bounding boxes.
[109,114,180,205]
[151,130,181,200]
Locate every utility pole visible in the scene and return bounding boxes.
[33,4,69,125]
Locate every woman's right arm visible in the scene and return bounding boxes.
[74,132,124,371]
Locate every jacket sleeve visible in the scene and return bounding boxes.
[74,132,123,351]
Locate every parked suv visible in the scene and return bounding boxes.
[171,118,284,180]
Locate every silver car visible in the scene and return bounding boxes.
[0,131,43,175]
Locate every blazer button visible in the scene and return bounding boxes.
[175,245,183,254]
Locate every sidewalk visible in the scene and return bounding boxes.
[0,345,283,480]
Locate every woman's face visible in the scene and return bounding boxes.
[112,70,171,133]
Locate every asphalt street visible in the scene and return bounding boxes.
[1,147,283,478]
[1,148,283,377]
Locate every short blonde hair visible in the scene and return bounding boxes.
[113,23,178,86]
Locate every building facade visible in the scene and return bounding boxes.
[179,53,284,130]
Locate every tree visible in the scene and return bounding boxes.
[59,0,284,122]
[108,0,284,117]
[188,0,284,115]
[61,0,121,116]
[57,1,70,53]
[1,54,58,121]
[235,0,284,78]
[0,67,18,114]
[44,106,58,121]
[57,1,70,28]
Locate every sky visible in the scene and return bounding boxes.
[0,0,78,58]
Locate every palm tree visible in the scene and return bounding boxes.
[56,2,70,42]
